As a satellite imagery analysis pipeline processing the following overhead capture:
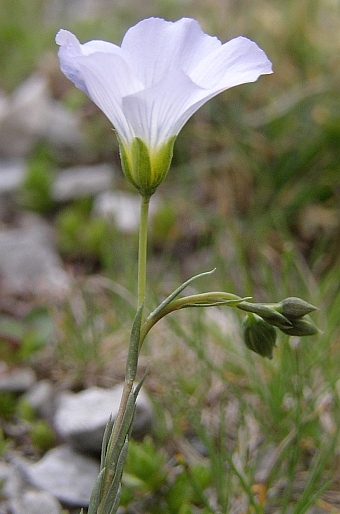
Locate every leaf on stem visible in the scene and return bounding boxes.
[177,298,248,309]
[87,468,106,514]
[101,415,114,470]
[126,303,144,382]
[101,440,129,514]
[106,389,136,475]
[148,269,216,319]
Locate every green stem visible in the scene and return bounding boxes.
[99,196,150,509]
[138,195,150,310]
[111,197,150,442]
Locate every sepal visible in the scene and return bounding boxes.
[242,313,277,359]
[119,136,176,197]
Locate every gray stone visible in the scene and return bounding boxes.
[44,99,82,152]
[93,191,140,233]
[18,445,99,507]
[23,379,55,421]
[0,159,26,219]
[0,462,23,500]
[0,221,69,298]
[0,366,36,393]
[0,75,50,157]
[54,384,154,453]
[94,191,159,233]
[0,159,26,194]
[9,490,62,514]
[52,164,114,202]
[0,74,83,158]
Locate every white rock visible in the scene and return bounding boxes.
[44,99,82,150]
[19,445,99,507]
[52,164,114,202]
[0,159,26,194]
[0,462,23,500]
[0,366,36,393]
[23,379,55,421]
[0,75,50,157]
[54,384,154,453]
[0,74,83,158]
[94,191,159,233]
[0,221,69,298]
[9,490,62,514]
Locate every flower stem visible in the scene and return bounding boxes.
[98,196,150,510]
[110,196,150,446]
[138,195,150,310]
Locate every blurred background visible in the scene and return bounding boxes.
[0,0,340,512]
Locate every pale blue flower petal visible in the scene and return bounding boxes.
[56,19,273,152]
[120,18,221,88]
[189,36,273,89]
[122,69,204,149]
[56,30,89,95]
[56,29,143,144]
[74,53,144,144]
[56,29,121,56]
[122,35,272,150]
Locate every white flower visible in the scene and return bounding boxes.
[56,17,272,195]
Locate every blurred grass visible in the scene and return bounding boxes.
[1,0,340,512]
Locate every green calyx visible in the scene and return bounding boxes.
[119,136,176,197]
[242,313,277,359]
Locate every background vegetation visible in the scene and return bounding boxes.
[0,0,339,512]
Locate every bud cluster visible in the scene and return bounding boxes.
[240,297,318,359]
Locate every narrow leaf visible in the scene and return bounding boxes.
[101,415,114,470]
[134,364,149,400]
[148,269,216,319]
[178,298,247,309]
[87,468,105,514]
[106,388,136,474]
[108,485,122,514]
[101,440,129,514]
[126,303,144,382]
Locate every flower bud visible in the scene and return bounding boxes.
[238,302,292,328]
[242,314,277,359]
[279,316,319,337]
[279,297,317,320]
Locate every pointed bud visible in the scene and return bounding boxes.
[279,297,317,320]
[279,316,319,337]
[242,314,277,359]
[238,302,292,328]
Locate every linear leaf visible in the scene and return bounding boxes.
[101,439,129,514]
[101,415,114,470]
[106,388,136,475]
[148,269,216,319]
[87,468,105,514]
[126,303,144,382]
